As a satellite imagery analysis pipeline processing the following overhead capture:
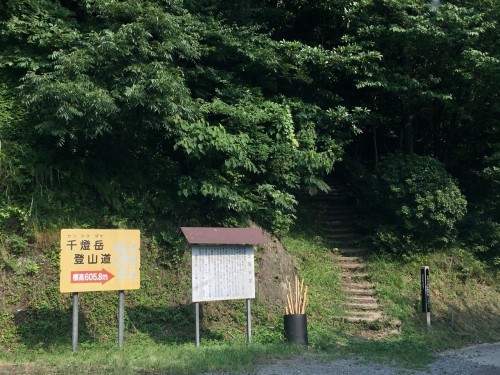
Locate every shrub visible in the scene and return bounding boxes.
[361,154,467,253]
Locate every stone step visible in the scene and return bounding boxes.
[334,311,383,323]
[348,310,382,317]
[329,235,359,242]
[315,213,355,221]
[326,233,357,240]
[344,313,383,323]
[345,302,379,310]
[330,241,359,248]
[324,226,356,233]
[348,272,371,281]
[345,288,376,297]
[346,295,378,304]
[344,281,375,289]
[319,222,355,229]
[336,256,365,262]
[341,267,369,274]
[342,316,379,323]
[319,217,355,223]
[321,218,356,224]
[327,232,358,239]
[326,232,357,239]
[319,221,356,228]
[338,263,367,270]
[312,182,391,326]
[338,248,367,255]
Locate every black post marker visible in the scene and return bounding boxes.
[421,266,430,327]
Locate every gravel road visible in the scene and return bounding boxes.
[253,343,500,375]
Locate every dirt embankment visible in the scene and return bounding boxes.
[255,230,298,314]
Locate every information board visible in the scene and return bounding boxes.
[191,245,255,302]
[60,229,140,293]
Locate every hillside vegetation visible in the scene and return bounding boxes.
[1,0,499,252]
[0,1,499,372]
[0,218,499,373]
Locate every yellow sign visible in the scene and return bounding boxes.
[60,229,140,293]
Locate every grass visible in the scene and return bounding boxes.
[280,231,346,349]
[0,342,304,374]
[368,249,500,350]
[1,212,499,373]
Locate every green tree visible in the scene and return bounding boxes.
[345,0,499,165]
[1,0,357,239]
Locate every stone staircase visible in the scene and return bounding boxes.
[310,181,390,328]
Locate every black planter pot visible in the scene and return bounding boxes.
[284,314,308,346]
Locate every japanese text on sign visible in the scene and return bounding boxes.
[191,245,255,302]
[60,229,140,293]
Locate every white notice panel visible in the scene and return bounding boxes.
[191,245,255,302]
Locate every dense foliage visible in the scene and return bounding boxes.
[1,0,355,250]
[355,154,467,253]
[0,0,499,261]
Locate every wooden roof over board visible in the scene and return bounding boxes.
[181,227,266,245]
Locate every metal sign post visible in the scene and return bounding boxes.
[72,292,79,354]
[421,266,430,326]
[246,299,252,344]
[195,302,200,347]
[118,290,125,348]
